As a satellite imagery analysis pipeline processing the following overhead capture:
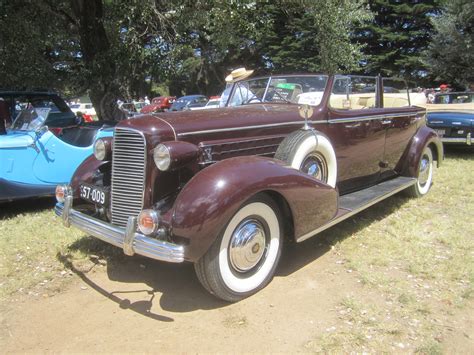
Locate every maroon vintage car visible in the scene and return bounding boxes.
[55,74,443,302]
[140,96,176,113]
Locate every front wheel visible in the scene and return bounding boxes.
[194,194,282,302]
[405,146,434,197]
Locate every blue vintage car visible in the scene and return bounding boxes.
[0,92,114,202]
[426,92,474,146]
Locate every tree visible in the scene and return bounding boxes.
[0,0,171,120]
[0,0,71,90]
[1,0,373,111]
[164,0,372,96]
[256,0,372,74]
[355,0,442,83]
[424,0,474,89]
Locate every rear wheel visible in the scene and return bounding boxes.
[406,146,433,197]
[194,194,282,302]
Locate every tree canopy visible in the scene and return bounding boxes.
[424,0,474,89]
[355,0,442,84]
[0,0,471,119]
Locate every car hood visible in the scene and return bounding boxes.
[115,104,304,144]
[0,130,36,148]
[427,112,474,127]
[156,104,303,137]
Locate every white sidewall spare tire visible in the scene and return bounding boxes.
[275,130,337,188]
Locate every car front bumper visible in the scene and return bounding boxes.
[441,132,472,145]
[55,196,185,263]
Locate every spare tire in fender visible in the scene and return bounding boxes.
[274,129,337,188]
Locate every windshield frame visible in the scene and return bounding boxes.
[225,74,329,107]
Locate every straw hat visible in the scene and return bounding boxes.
[225,67,254,83]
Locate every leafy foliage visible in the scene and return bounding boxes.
[355,0,442,83]
[1,0,469,112]
[424,0,474,89]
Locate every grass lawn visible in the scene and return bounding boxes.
[0,146,473,352]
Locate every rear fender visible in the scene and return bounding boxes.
[171,156,338,261]
[397,125,443,177]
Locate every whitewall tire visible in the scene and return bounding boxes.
[194,194,282,302]
[406,146,434,198]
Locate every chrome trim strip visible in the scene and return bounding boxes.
[55,203,185,263]
[296,177,417,243]
[178,113,420,136]
[328,113,418,124]
[155,116,177,140]
[177,121,326,137]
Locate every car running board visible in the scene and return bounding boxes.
[296,176,417,242]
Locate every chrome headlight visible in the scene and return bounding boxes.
[94,138,108,161]
[153,144,171,171]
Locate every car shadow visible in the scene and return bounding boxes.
[276,193,409,276]
[443,145,474,159]
[56,193,410,319]
[0,197,56,220]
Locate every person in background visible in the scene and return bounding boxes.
[219,67,254,107]
[439,84,450,103]
[144,96,150,105]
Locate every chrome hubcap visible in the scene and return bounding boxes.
[301,153,327,182]
[229,219,267,272]
[418,155,431,186]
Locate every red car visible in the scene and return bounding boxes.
[140,96,176,113]
[56,73,443,302]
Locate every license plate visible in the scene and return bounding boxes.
[80,184,110,206]
[435,129,445,137]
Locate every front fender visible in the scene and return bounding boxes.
[397,125,443,177]
[171,156,338,262]
[69,155,110,202]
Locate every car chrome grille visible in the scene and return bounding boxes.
[111,128,146,227]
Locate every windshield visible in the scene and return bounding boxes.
[12,107,51,131]
[434,93,474,104]
[225,75,328,107]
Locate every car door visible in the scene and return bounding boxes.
[380,79,422,178]
[325,75,386,194]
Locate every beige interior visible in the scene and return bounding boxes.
[329,92,425,110]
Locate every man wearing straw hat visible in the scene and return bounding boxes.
[219,67,254,107]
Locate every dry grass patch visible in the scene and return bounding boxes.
[311,148,474,352]
[0,199,124,301]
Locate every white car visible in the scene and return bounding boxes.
[69,103,96,118]
[189,98,221,110]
